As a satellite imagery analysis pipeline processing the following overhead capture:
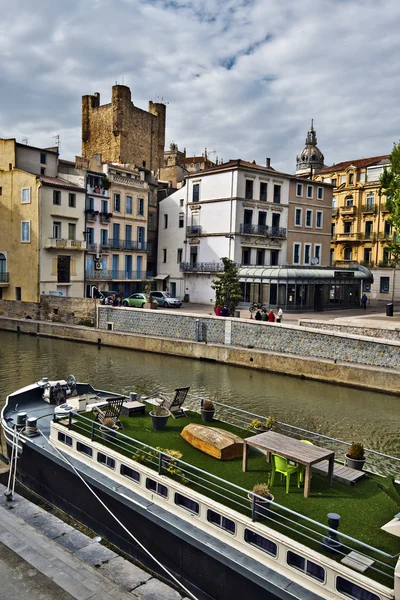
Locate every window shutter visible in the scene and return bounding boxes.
[71,259,77,277]
[51,258,57,276]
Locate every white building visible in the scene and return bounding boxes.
[157,159,290,304]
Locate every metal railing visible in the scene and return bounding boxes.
[64,410,399,587]
[179,262,224,272]
[361,204,376,213]
[239,224,287,238]
[0,272,9,283]
[85,270,151,281]
[186,225,202,235]
[108,239,150,252]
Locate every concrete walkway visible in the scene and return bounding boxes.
[0,483,189,600]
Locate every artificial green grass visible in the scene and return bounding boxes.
[73,410,400,565]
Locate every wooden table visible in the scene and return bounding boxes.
[121,401,146,417]
[242,431,335,498]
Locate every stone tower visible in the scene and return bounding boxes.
[296,120,325,177]
[82,85,166,173]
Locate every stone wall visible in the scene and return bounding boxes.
[98,306,400,370]
[0,297,95,326]
[298,320,400,341]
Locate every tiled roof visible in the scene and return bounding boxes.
[40,176,85,192]
[319,155,389,174]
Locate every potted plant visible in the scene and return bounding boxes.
[248,483,274,518]
[201,400,215,422]
[99,417,118,441]
[101,177,110,190]
[149,406,170,431]
[144,283,157,309]
[246,416,276,432]
[346,442,366,470]
[158,448,183,469]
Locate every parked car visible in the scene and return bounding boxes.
[150,291,182,308]
[122,293,149,308]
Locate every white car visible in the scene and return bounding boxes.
[150,291,182,308]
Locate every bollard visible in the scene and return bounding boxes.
[322,512,343,552]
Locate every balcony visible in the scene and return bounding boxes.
[85,209,99,222]
[240,224,287,238]
[45,239,86,250]
[378,232,399,242]
[87,183,109,197]
[362,233,376,242]
[111,173,146,188]
[381,203,390,213]
[332,208,339,216]
[86,270,151,281]
[378,261,393,268]
[360,260,374,268]
[187,225,203,235]
[180,262,224,273]
[99,212,113,224]
[108,239,150,252]
[360,204,376,214]
[334,232,363,242]
[0,272,9,286]
[340,205,357,216]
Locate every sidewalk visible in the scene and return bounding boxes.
[0,483,188,600]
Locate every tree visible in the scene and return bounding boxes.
[380,142,400,265]
[211,257,242,315]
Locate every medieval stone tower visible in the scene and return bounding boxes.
[82,85,166,172]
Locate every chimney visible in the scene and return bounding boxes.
[266,158,271,168]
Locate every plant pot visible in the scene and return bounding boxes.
[100,427,117,442]
[345,454,366,471]
[201,409,215,423]
[248,492,274,519]
[150,411,169,431]
[144,302,158,310]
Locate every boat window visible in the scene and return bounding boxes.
[174,493,200,515]
[244,529,277,557]
[336,577,380,600]
[77,442,93,457]
[58,432,72,446]
[97,452,115,470]
[146,478,168,498]
[120,464,140,483]
[207,510,236,535]
[287,551,325,583]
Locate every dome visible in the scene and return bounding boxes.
[296,120,325,176]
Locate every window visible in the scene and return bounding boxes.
[57,432,72,446]
[0,187,2,195]
[244,530,277,557]
[68,193,76,208]
[97,453,116,470]
[242,247,251,265]
[192,183,199,202]
[175,493,199,515]
[21,221,30,242]
[287,551,325,583]
[68,223,76,240]
[270,249,279,266]
[296,183,303,197]
[245,179,253,199]
[57,255,71,283]
[101,199,108,213]
[120,464,140,483]
[114,193,121,212]
[163,249,167,263]
[100,229,108,245]
[366,193,374,207]
[304,243,311,265]
[86,227,94,244]
[164,214,168,228]
[138,198,144,216]
[86,197,94,211]
[53,221,62,239]
[346,196,354,206]
[331,178,337,187]
[273,185,281,203]
[21,188,31,204]
[349,173,354,184]
[77,442,92,457]
[306,185,313,199]
[15,287,21,301]
[380,277,390,293]
[344,221,352,233]
[40,152,46,164]
[207,510,235,534]
[126,196,132,214]
[125,225,132,245]
[314,244,321,263]
[177,248,183,263]
[295,208,302,226]
[336,577,379,600]
[53,190,61,205]
[255,249,264,266]
[260,182,267,201]
[344,247,352,261]
[180,198,184,207]
[146,478,168,498]
[341,175,346,184]
[40,167,46,175]
[317,187,324,200]
[316,211,323,228]
[137,226,145,248]
[293,243,300,265]
[305,209,312,227]
[179,213,184,228]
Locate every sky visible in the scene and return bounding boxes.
[1,0,400,173]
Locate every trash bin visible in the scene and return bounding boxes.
[183,294,190,302]
[386,303,394,317]
[234,310,241,318]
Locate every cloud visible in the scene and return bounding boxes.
[1,0,400,171]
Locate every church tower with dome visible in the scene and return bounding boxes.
[296,120,325,177]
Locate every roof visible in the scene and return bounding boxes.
[238,265,373,281]
[16,141,59,154]
[39,176,85,192]
[318,155,389,174]
[58,159,76,166]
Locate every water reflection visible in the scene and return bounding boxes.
[0,331,398,456]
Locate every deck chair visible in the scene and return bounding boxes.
[142,387,190,418]
[93,398,124,429]
[270,454,300,494]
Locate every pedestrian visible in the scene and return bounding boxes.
[112,294,120,307]
[261,309,268,321]
[268,310,275,323]
[254,310,262,321]
[276,306,283,323]
[361,294,368,310]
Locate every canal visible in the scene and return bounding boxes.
[0,331,399,456]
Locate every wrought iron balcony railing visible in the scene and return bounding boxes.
[85,270,152,281]
[239,224,287,238]
[186,225,203,235]
[180,262,224,272]
[361,204,376,213]
[0,272,9,283]
[108,239,150,252]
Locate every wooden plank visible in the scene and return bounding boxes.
[312,461,365,485]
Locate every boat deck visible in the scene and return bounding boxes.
[313,461,365,484]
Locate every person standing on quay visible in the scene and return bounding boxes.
[361,294,368,310]
[276,307,283,323]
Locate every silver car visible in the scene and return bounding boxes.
[150,291,182,308]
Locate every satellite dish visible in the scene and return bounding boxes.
[311,257,319,265]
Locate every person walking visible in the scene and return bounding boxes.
[361,294,368,310]
[276,307,283,323]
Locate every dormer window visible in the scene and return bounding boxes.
[349,173,354,185]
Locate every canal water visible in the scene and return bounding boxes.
[0,331,399,456]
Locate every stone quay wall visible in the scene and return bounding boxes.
[0,297,95,326]
[299,319,400,342]
[98,307,400,370]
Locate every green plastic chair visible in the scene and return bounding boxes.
[270,454,300,494]
[299,440,314,483]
